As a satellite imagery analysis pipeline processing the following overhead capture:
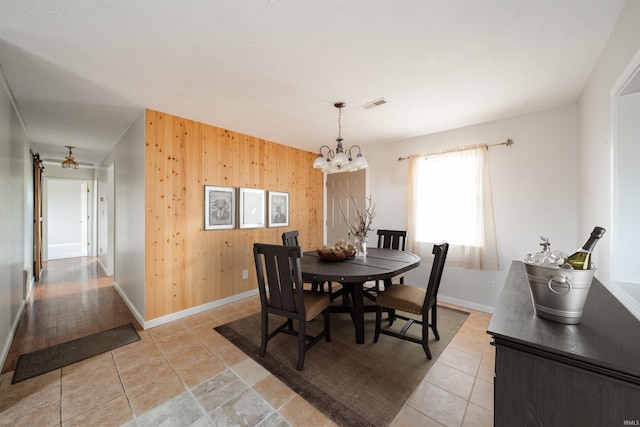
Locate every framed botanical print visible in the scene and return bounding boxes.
[268,191,289,227]
[204,186,236,230]
[239,187,266,229]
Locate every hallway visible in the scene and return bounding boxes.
[2,257,140,375]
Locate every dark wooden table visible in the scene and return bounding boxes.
[301,247,421,343]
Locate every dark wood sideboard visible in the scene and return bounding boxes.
[487,261,640,426]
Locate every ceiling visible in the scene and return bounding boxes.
[0,0,625,166]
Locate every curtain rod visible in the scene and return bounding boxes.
[397,138,514,161]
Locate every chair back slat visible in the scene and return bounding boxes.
[376,229,407,251]
[424,242,449,310]
[254,243,303,314]
[282,230,300,247]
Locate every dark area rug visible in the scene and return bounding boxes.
[12,323,140,384]
[215,305,469,427]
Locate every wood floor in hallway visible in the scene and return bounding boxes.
[2,257,141,374]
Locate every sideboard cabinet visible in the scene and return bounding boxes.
[487,261,640,426]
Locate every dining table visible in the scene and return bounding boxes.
[300,247,421,344]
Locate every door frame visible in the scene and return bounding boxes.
[43,177,94,261]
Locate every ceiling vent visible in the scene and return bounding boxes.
[362,98,387,109]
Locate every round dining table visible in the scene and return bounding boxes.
[300,247,421,344]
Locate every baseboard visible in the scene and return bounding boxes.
[142,289,259,330]
[96,258,111,276]
[0,299,26,372]
[112,280,146,329]
[438,295,494,314]
[111,280,259,330]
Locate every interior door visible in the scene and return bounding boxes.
[326,169,366,245]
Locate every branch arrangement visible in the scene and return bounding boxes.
[339,195,376,238]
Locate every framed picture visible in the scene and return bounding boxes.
[239,188,266,229]
[204,186,236,230]
[268,191,289,227]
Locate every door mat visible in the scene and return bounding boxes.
[12,323,140,384]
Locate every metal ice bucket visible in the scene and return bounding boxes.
[524,262,595,325]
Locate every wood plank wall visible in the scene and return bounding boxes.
[145,109,323,320]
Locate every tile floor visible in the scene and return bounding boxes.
[0,296,494,426]
[0,258,494,427]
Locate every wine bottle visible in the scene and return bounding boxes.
[564,226,606,270]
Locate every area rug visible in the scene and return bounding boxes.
[12,323,140,384]
[215,305,468,427]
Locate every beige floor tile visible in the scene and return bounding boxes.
[171,350,227,389]
[61,356,118,392]
[61,366,124,421]
[212,343,249,367]
[179,311,215,331]
[476,353,495,383]
[409,382,467,427]
[126,372,186,416]
[112,341,166,372]
[209,303,246,321]
[0,370,61,422]
[111,333,155,360]
[278,395,337,427]
[462,402,493,427]
[437,346,481,376]
[425,361,475,400]
[146,321,188,342]
[61,352,112,376]
[118,353,175,391]
[469,378,493,412]
[153,329,200,352]
[163,338,209,363]
[231,357,270,386]
[209,312,248,328]
[448,334,487,358]
[63,395,132,427]
[453,326,492,347]
[199,330,232,352]
[187,322,220,341]
[253,375,295,410]
[0,398,60,427]
[391,405,442,427]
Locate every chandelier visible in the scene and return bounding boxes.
[61,145,79,169]
[312,102,368,173]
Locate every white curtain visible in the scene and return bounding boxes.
[407,145,499,270]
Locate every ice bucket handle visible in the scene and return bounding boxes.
[547,272,572,295]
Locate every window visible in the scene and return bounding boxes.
[407,146,498,270]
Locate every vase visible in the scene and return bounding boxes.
[355,236,368,259]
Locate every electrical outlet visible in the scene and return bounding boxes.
[488,280,496,291]
[242,269,249,280]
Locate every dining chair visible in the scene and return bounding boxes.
[281,231,344,302]
[377,229,407,252]
[373,242,449,359]
[364,229,408,297]
[253,243,331,370]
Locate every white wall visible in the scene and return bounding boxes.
[47,180,83,245]
[95,165,110,272]
[579,0,640,317]
[367,105,579,312]
[42,166,96,260]
[0,68,32,367]
[98,111,146,321]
